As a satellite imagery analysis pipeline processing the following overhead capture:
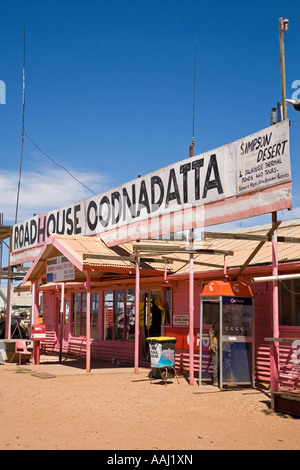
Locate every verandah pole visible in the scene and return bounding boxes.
[86,270,91,373]
[134,255,140,374]
[189,249,195,385]
[270,212,279,391]
[32,279,40,364]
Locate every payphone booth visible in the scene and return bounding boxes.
[199,281,255,389]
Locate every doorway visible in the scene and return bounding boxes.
[139,289,163,360]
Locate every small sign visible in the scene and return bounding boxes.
[149,343,162,366]
[46,255,75,282]
[173,314,189,326]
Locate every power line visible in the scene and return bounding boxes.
[24,130,97,195]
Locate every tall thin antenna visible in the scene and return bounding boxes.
[189,35,197,158]
[15,26,26,224]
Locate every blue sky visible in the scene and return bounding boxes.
[0,0,300,235]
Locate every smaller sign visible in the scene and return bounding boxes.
[46,255,75,282]
[149,343,162,366]
[31,324,46,340]
[173,314,189,326]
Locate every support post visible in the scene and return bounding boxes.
[134,255,140,374]
[59,282,65,363]
[188,121,195,385]
[270,212,280,391]
[189,250,194,385]
[5,277,13,339]
[279,17,287,121]
[86,270,91,373]
[32,280,40,364]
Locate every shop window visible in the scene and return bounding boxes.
[279,280,300,326]
[164,287,172,325]
[104,289,135,341]
[72,292,99,338]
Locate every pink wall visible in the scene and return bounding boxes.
[41,274,300,388]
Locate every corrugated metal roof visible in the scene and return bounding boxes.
[172,219,300,276]
[22,218,300,284]
[0,225,12,241]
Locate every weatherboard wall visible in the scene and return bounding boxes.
[39,269,300,388]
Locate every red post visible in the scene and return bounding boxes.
[32,279,40,364]
[270,212,279,391]
[5,277,13,339]
[134,255,140,374]
[189,251,194,385]
[86,270,91,373]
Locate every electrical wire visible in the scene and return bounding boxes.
[281,279,300,295]
[0,137,19,166]
[24,130,97,195]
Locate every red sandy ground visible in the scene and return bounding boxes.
[0,358,299,451]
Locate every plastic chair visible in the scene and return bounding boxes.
[10,341,32,365]
[150,349,179,385]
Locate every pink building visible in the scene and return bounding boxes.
[21,219,300,391]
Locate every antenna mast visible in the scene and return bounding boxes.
[15,26,26,224]
[189,35,197,158]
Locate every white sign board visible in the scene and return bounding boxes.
[46,256,75,282]
[149,343,162,366]
[11,121,292,264]
[173,314,190,326]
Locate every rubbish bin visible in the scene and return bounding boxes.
[146,336,178,378]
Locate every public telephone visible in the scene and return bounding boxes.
[199,281,255,389]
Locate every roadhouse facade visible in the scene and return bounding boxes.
[8,120,299,390]
[20,219,300,389]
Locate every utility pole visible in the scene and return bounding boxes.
[15,26,26,224]
[279,17,289,121]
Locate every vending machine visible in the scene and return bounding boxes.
[199,281,255,389]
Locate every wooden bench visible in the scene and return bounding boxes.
[271,390,300,417]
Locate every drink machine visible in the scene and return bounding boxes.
[199,281,255,389]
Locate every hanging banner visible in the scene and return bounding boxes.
[10,120,292,264]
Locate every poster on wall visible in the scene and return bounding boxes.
[46,255,75,282]
[11,120,292,264]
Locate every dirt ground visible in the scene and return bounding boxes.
[0,355,299,451]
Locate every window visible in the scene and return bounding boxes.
[104,289,135,341]
[72,292,99,338]
[164,287,172,325]
[279,280,300,326]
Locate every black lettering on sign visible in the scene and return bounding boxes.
[137,180,150,217]
[56,210,66,235]
[123,185,136,219]
[74,204,82,234]
[38,216,46,243]
[24,223,30,246]
[47,213,56,238]
[192,159,204,200]
[30,219,37,245]
[180,163,191,204]
[166,168,181,206]
[99,196,111,227]
[202,154,224,198]
[151,176,164,212]
[87,200,98,231]
[111,191,122,225]
[13,226,19,250]
[19,225,24,248]
[66,208,74,235]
